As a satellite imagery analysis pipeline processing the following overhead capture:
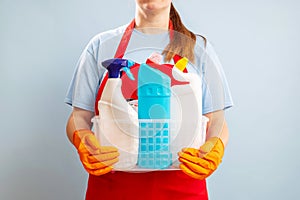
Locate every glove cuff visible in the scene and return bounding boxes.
[73,129,94,149]
[203,137,225,158]
[212,137,225,159]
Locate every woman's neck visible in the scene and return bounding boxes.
[135,7,170,34]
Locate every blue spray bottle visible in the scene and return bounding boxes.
[137,63,172,169]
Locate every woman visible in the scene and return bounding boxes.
[65,0,233,199]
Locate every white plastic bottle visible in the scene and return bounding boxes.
[170,58,208,166]
[92,58,139,170]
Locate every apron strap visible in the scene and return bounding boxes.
[114,20,135,59]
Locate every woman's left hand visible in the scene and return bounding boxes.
[178,137,224,180]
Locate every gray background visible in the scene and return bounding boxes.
[1,0,299,199]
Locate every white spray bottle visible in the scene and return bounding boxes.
[92,58,139,170]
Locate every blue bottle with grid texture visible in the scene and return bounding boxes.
[137,63,172,169]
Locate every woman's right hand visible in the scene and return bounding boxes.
[73,129,119,176]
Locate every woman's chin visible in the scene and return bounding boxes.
[142,2,170,12]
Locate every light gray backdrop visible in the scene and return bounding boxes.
[1,0,299,199]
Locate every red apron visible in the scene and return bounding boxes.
[88,20,208,200]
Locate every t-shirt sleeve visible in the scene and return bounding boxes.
[201,41,234,114]
[64,40,105,112]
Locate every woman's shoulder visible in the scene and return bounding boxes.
[84,24,129,57]
[86,24,127,47]
[195,34,207,50]
[194,34,219,57]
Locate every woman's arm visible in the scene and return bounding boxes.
[66,107,94,143]
[204,109,229,147]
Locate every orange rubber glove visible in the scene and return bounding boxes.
[73,129,119,176]
[178,137,224,180]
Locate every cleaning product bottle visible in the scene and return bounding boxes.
[92,58,139,170]
[137,63,172,169]
[170,57,208,167]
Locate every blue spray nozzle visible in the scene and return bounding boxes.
[122,67,135,80]
[101,58,135,80]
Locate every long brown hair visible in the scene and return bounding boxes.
[162,3,196,63]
